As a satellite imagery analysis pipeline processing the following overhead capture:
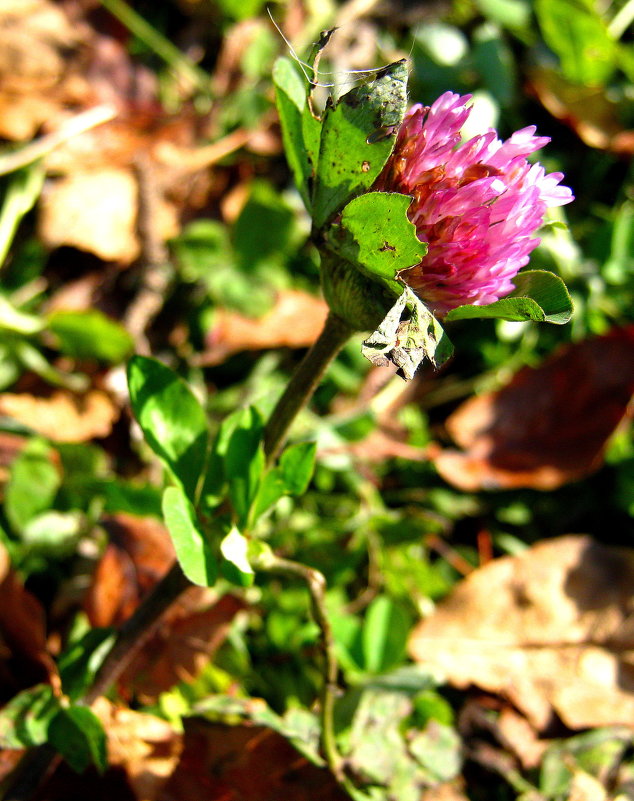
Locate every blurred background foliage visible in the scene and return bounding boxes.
[0,0,633,799]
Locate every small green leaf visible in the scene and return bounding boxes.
[445,270,573,324]
[251,470,286,521]
[362,596,411,673]
[48,706,108,774]
[20,510,84,557]
[58,628,117,701]
[162,486,217,586]
[0,165,45,268]
[329,192,425,292]
[278,441,317,496]
[273,57,321,209]
[220,526,254,587]
[5,439,60,533]
[224,407,265,527]
[535,0,617,86]
[48,310,134,363]
[0,685,59,749]
[362,286,453,379]
[312,60,408,229]
[127,356,210,500]
[0,295,44,334]
[251,441,317,520]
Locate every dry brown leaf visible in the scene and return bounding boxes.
[496,708,548,770]
[93,699,182,801]
[0,562,59,697]
[409,535,634,731]
[201,290,329,365]
[84,514,176,628]
[84,514,245,702]
[120,592,246,704]
[38,169,178,263]
[529,67,634,155]
[0,0,89,140]
[421,781,470,801]
[160,717,349,801]
[0,390,120,443]
[432,326,634,490]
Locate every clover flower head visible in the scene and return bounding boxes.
[375,91,574,316]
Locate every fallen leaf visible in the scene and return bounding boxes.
[409,535,634,731]
[38,169,178,263]
[92,699,182,801]
[201,290,329,365]
[529,67,634,155]
[0,558,59,698]
[0,390,120,443]
[0,0,90,140]
[421,781,470,801]
[84,513,244,702]
[432,326,634,490]
[84,514,176,628]
[119,592,246,704]
[160,716,348,801]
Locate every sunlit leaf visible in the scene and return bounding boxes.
[48,309,134,363]
[48,706,108,774]
[312,60,408,229]
[273,57,321,209]
[127,356,210,501]
[162,486,217,586]
[445,270,573,324]
[328,191,425,293]
[220,526,254,587]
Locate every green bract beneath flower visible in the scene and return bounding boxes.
[275,55,574,377]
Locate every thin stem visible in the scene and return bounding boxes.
[264,311,355,464]
[252,553,357,797]
[100,0,210,93]
[82,562,190,703]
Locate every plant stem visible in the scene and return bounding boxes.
[263,311,355,464]
[2,310,355,801]
[100,0,210,93]
[252,553,357,796]
[82,561,191,704]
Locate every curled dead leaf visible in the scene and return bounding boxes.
[38,169,178,263]
[92,698,182,801]
[84,514,176,628]
[432,326,634,490]
[160,716,348,801]
[201,290,329,366]
[409,535,634,731]
[0,564,59,697]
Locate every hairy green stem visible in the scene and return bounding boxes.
[263,311,355,464]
